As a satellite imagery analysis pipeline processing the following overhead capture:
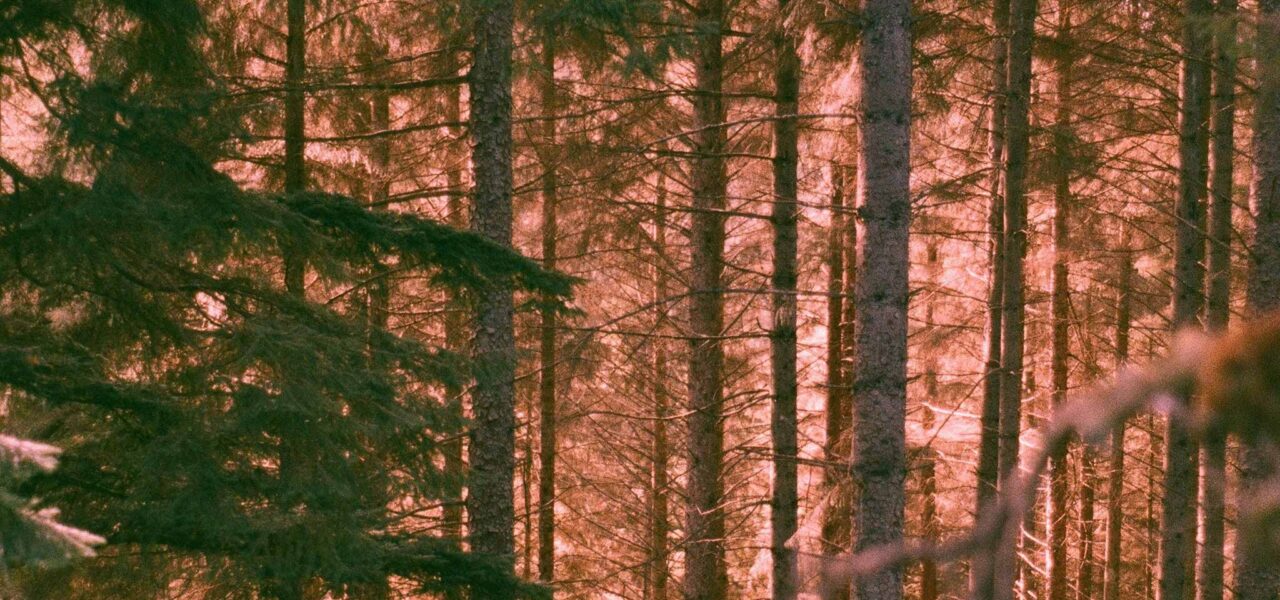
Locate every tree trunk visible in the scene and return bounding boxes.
[1237,1,1280,598]
[467,0,518,594]
[650,180,671,600]
[1162,1,1211,599]
[850,1,911,598]
[1197,3,1235,599]
[990,0,1036,596]
[684,0,728,596]
[1102,243,1133,600]
[442,62,468,560]
[770,2,800,597]
[921,242,941,600]
[973,0,1010,559]
[1047,8,1073,599]
[820,165,852,600]
[536,26,559,589]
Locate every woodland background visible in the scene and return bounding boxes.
[0,0,1278,599]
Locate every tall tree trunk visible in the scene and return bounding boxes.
[921,242,941,600]
[973,0,1010,560]
[1197,3,1235,599]
[1237,1,1280,597]
[850,1,911,598]
[650,180,671,600]
[1103,242,1133,600]
[468,0,518,594]
[684,0,728,596]
[274,4,307,598]
[990,0,1036,596]
[820,165,852,600]
[1047,8,1073,599]
[1079,450,1098,600]
[770,2,800,598]
[536,26,559,589]
[1162,2,1212,599]
[442,64,468,561]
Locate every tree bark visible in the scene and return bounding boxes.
[684,0,729,596]
[921,242,941,600]
[820,165,852,600]
[1237,1,1280,598]
[990,0,1035,596]
[650,180,671,600]
[467,0,518,593]
[1103,243,1133,600]
[1162,2,1212,599]
[536,26,559,589]
[973,0,1010,556]
[850,1,911,598]
[1047,8,1073,599]
[1197,4,1234,600]
[442,61,468,561]
[770,2,800,597]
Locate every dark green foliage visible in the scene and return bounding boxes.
[0,1,569,597]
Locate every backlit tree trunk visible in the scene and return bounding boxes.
[1161,2,1211,599]
[684,0,729,596]
[850,1,911,598]
[820,164,852,600]
[1047,8,1073,598]
[650,180,672,600]
[536,25,560,588]
[468,1,518,595]
[1103,241,1133,600]
[770,1,800,597]
[1197,3,1234,599]
[1237,1,1280,598]
[991,0,1035,595]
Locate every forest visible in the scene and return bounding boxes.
[2,0,1280,598]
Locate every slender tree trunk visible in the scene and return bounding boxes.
[650,181,671,600]
[274,4,307,598]
[990,0,1036,596]
[1162,2,1212,600]
[1079,450,1098,600]
[770,2,800,597]
[850,1,911,598]
[468,0,518,594]
[684,0,728,596]
[1197,3,1235,599]
[442,64,468,560]
[1237,1,1280,597]
[1047,9,1073,599]
[820,165,852,600]
[536,26,559,589]
[973,0,1010,557]
[921,242,941,600]
[1103,243,1133,600]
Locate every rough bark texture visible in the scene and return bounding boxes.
[650,182,671,600]
[1197,3,1234,599]
[850,1,911,598]
[991,0,1035,596]
[770,2,800,597]
[537,27,559,588]
[467,0,517,590]
[1238,1,1280,598]
[820,165,852,600]
[974,0,1010,550]
[1103,244,1132,600]
[684,0,729,596]
[1161,2,1211,599]
[1047,12,1073,598]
